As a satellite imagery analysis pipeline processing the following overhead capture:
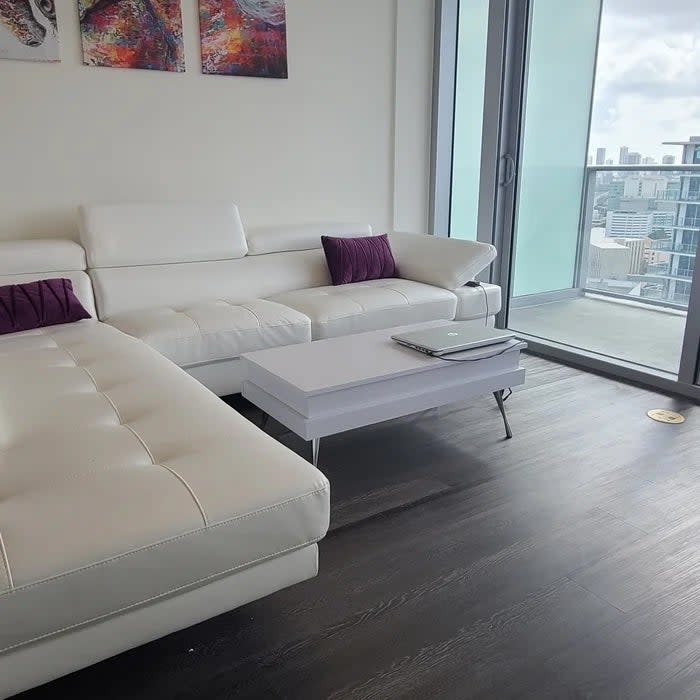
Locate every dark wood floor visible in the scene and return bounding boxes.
[17,355,700,699]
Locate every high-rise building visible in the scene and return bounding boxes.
[605,159,614,165]
[662,155,676,165]
[596,148,606,165]
[642,156,656,165]
[626,152,642,165]
[619,146,629,164]
[649,136,700,304]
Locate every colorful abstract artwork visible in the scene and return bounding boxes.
[199,0,288,79]
[0,0,59,62]
[78,0,184,72]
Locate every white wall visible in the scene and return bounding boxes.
[0,0,433,241]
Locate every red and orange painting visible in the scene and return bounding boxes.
[199,0,287,79]
[78,0,184,72]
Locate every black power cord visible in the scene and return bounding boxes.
[434,281,516,395]
[466,280,489,327]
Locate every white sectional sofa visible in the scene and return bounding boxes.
[0,203,500,697]
[79,203,501,395]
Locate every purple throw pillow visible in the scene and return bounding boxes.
[321,234,397,286]
[0,278,91,335]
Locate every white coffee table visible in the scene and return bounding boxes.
[241,321,526,466]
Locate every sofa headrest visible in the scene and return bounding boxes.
[79,203,248,268]
[0,239,96,317]
[0,239,87,275]
[246,223,373,256]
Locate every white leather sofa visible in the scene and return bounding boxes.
[78,203,502,396]
[0,204,500,696]
[0,240,330,698]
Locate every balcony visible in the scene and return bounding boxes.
[509,164,699,375]
[659,190,700,202]
[650,240,697,254]
[510,294,685,374]
[645,264,694,280]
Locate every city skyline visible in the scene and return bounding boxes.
[589,0,700,161]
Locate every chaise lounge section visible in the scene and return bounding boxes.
[0,240,330,699]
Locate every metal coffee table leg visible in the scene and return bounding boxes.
[311,438,320,467]
[493,390,513,439]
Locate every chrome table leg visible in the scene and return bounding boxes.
[493,390,513,439]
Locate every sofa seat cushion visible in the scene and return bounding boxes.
[268,279,457,339]
[105,299,312,368]
[0,321,329,654]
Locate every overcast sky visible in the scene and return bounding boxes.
[589,0,700,162]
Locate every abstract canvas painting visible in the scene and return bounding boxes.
[199,0,288,78]
[78,0,184,72]
[0,0,59,62]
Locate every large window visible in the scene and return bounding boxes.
[438,0,700,397]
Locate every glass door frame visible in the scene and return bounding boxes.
[431,0,700,401]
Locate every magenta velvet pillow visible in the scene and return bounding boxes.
[0,278,91,335]
[321,234,397,286]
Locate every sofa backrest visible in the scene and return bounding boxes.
[0,240,97,318]
[79,203,374,318]
[79,203,248,267]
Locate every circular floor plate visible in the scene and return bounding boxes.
[647,409,685,424]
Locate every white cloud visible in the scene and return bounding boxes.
[589,0,700,161]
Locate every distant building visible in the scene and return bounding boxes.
[623,176,667,199]
[619,237,650,274]
[642,156,656,165]
[596,148,606,165]
[606,211,675,238]
[662,155,676,165]
[587,155,593,165]
[626,152,642,165]
[589,237,631,280]
[619,146,629,164]
[605,159,614,165]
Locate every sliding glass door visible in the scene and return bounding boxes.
[507,0,700,392]
[435,0,700,398]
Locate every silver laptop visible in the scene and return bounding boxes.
[392,323,514,356]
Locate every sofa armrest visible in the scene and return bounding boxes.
[388,232,497,291]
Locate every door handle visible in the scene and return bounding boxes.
[501,154,516,187]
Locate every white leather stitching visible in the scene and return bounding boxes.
[0,538,319,654]
[0,485,328,596]
[0,533,13,591]
[237,303,264,328]
[42,333,211,535]
[151,320,309,340]
[158,464,208,527]
[387,286,411,304]
[175,309,203,334]
[122,424,156,462]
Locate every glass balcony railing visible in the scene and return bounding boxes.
[651,240,698,254]
[509,164,700,375]
[658,190,700,202]
[673,217,700,229]
[580,165,700,310]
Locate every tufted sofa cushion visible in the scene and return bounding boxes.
[0,321,329,655]
[268,278,458,340]
[105,299,311,368]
